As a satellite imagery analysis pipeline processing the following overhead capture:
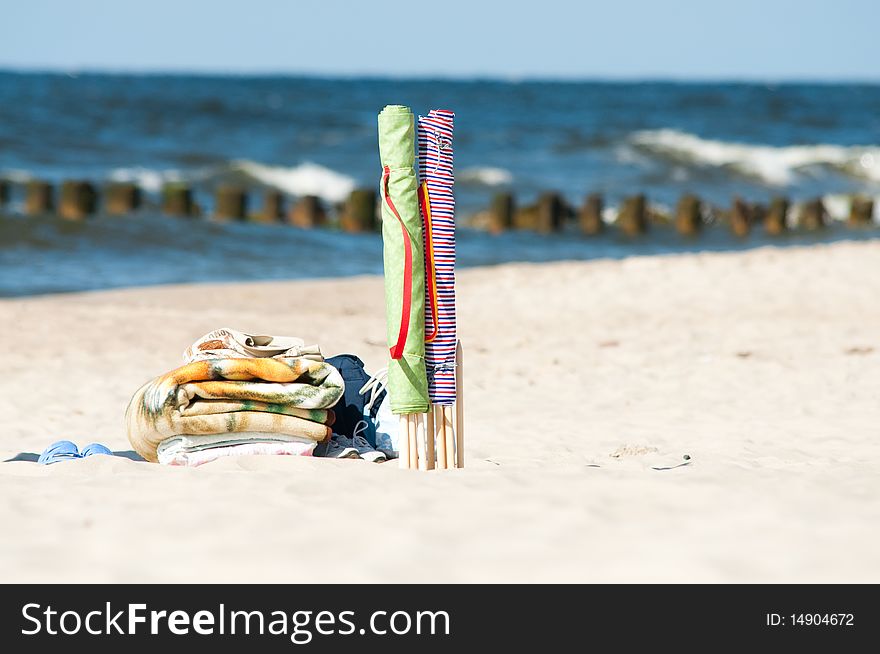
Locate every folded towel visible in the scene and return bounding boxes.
[158,431,316,454]
[185,327,323,363]
[158,436,317,467]
[126,357,344,462]
[175,399,334,425]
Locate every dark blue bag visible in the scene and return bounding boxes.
[324,354,386,448]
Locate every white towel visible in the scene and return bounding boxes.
[157,431,317,466]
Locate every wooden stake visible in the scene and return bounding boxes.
[579,193,604,236]
[426,407,436,470]
[214,185,248,221]
[455,340,465,469]
[24,180,54,215]
[489,192,515,234]
[443,406,456,469]
[416,414,428,471]
[436,409,448,470]
[398,415,409,469]
[408,415,418,470]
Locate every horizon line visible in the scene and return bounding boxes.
[1,65,878,85]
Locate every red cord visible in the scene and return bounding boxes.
[383,165,413,360]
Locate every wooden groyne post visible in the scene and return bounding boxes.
[162,183,196,217]
[536,191,564,233]
[214,185,248,221]
[848,196,874,227]
[674,194,701,236]
[24,180,54,215]
[764,196,788,235]
[105,182,142,215]
[799,198,827,230]
[579,193,603,236]
[256,190,285,223]
[289,195,326,228]
[617,194,647,237]
[730,197,751,237]
[340,188,378,232]
[59,181,98,220]
[0,179,9,208]
[489,192,514,233]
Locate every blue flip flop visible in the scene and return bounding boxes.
[80,443,113,458]
[37,440,81,465]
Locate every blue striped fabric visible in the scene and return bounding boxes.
[418,109,457,405]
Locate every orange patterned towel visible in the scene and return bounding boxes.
[125,357,344,462]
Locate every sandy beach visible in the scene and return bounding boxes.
[1,239,878,583]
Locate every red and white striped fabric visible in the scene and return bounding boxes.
[417,109,456,406]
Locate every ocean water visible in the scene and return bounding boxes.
[1,72,879,295]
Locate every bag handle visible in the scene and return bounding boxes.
[381,165,413,360]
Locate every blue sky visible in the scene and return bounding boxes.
[1,0,877,80]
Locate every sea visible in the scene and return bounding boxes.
[1,71,879,296]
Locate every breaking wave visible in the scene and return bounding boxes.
[458,166,513,186]
[629,129,880,186]
[108,161,356,203]
[230,160,355,203]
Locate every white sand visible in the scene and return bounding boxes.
[1,240,879,582]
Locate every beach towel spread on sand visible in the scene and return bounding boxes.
[378,104,430,415]
[418,109,457,406]
[125,357,344,462]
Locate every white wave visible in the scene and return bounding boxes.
[458,166,513,186]
[821,194,851,221]
[630,129,880,186]
[0,169,35,183]
[232,160,355,203]
[601,206,618,224]
[104,161,357,203]
[821,193,880,223]
[109,166,185,193]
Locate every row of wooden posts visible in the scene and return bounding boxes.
[0,179,381,231]
[1,178,876,235]
[484,191,877,235]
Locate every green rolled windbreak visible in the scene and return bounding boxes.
[378,105,429,414]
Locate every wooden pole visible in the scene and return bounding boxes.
[848,196,874,227]
[105,182,142,216]
[288,195,326,228]
[416,414,428,471]
[489,192,514,234]
[442,406,456,469]
[455,340,465,469]
[798,198,827,230]
[340,189,378,232]
[59,181,97,220]
[425,406,436,470]
[162,183,196,217]
[536,191,564,233]
[398,415,409,469]
[256,190,285,223]
[764,196,788,235]
[435,409,448,470]
[0,179,9,208]
[24,180,54,215]
[674,194,701,236]
[618,194,647,237]
[408,414,418,470]
[730,197,751,237]
[579,193,604,236]
[214,185,248,221]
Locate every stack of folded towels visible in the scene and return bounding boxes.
[125,328,344,466]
